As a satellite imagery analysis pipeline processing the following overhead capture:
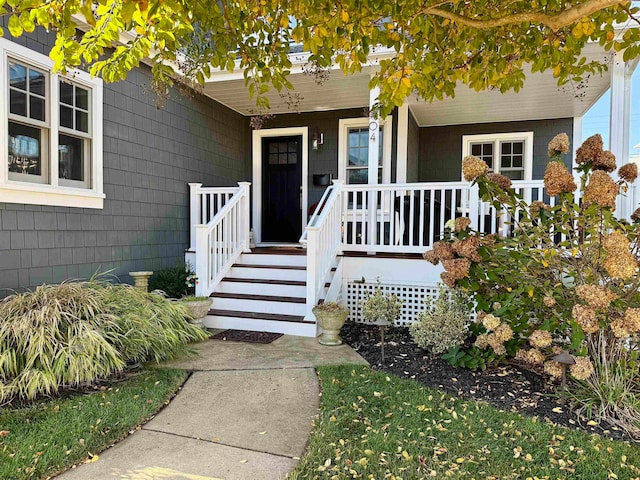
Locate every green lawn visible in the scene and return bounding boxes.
[290,365,640,479]
[0,368,186,480]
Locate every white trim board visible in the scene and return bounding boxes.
[251,126,309,244]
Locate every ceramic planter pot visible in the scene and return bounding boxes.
[182,298,213,327]
[313,305,349,346]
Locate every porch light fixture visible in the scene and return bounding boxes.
[552,350,576,406]
[312,128,324,150]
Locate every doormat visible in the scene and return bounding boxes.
[211,329,283,344]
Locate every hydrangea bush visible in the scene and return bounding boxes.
[423,133,640,436]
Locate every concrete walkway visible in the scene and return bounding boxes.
[57,335,367,480]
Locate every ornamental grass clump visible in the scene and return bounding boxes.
[423,132,640,437]
[0,279,208,404]
[410,284,471,355]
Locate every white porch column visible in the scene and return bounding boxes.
[188,183,202,252]
[571,116,583,190]
[610,52,638,217]
[367,85,380,250]
[396,104,409,184]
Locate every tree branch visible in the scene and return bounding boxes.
[422,0,627,32]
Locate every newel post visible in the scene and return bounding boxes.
[305,226,319,320]
[238,182,252,252]
[332,179,344,255]
[189,183,202,252]
[195,225,208,297]
[468,184,480,230]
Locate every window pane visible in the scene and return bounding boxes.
[358,129,368,147]
[348,168,368,184]
[287,153,297,164]
[287,141,297,152]
[76,110,89,133]
[503,170,524,180]
[8,122,42,176]
[60,81,74,105]
[76,86,89,110]
[471,144,481,156]
[513,155,523,168]
[268,154,277,164]
[348,148,359,166]
[60,105,73,129]
[278,142,287,153]
[10,90,27,116]
[348,130,359,147]
[268,143,277,154]
[59,134,84,182]
[29,69,45,96]
[501,142,511,155]
[279,154,287,164]
[513,142,523,155]
[501,156,511,168]
[9,63,26,90]
[358,147,368,165]
[30,96,44,121]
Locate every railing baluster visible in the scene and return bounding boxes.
[419,189,425,247]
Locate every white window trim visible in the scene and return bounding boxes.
[461,131,534,181]
[0,38,104,209]
[338,116,393,184]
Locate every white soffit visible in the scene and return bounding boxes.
[203,42,614,122]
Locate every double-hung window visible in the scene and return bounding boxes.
[462,132,534,181]
[1,38,104,208]
[339,117,393,184]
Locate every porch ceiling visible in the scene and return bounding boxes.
[203,42,614,126]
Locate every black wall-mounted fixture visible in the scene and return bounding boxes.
[313,174,331,186]
[312,128,324,150]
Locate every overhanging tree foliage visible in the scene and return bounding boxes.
[2,0,640,115]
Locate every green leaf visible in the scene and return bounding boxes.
[8,14,22,37]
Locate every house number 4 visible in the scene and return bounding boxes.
[369,120,378,140]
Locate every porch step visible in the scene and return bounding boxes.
[238,251,307,267]
[228,264,307,282]
[211,291,306,316]
[216,278,307,297]
[205,309,316,337]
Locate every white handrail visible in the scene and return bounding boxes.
[299,183,334,244]
[188,183,241,252]
[194,182,251,297]
[304,180,343,319]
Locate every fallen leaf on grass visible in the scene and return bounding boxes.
[0,430,9,437]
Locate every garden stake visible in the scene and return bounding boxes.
[379,325,385,364]
[553,351,575,406]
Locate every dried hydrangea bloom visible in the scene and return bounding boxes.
[487,334,507,355]
[610,317,630,338]
[422,249,439,265]
[623,308,640,333]
[492,302,501,311]
[543,295,556,307]
[543,161,577,196]
[487,172,512,191]
[480,234,497,246]
[593,150,617,172]
[631,208,640,222]
[432,241,455,261]
[570,356,594,381]
[452,236,482,262]
[583,170,618,210]
[454,216,471,232]
[552,345,564,355]
[603,231,630,253]
[442,258,471,280]
[548,133,570,157]
[544,360,564,379]
[575,134,604,165]
[529,200,550,218]
[618,163,638,183]
[572,304,599,334]
[482,313,501,331]
[516,348,546,365]
[440,272,457,288]
[529,329,553,349]
[575,285,618,310]
[462,155,489,182]
[493,323,514,342]
[603,251,636,279]
[474,333,490,349]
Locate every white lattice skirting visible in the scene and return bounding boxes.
[345,281,438,327]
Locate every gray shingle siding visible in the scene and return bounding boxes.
[0,29,251,295]
[418,119,574,182]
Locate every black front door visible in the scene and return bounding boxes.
[262,136,302,242]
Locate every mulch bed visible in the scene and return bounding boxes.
[212,329,283,344]
[341,321,634,442]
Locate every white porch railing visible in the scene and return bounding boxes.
[193,182,251,297]
[301,180,343,319]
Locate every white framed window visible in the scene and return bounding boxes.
[462,132,534,181]
[338,116,393,184]
[0,38,104,209]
